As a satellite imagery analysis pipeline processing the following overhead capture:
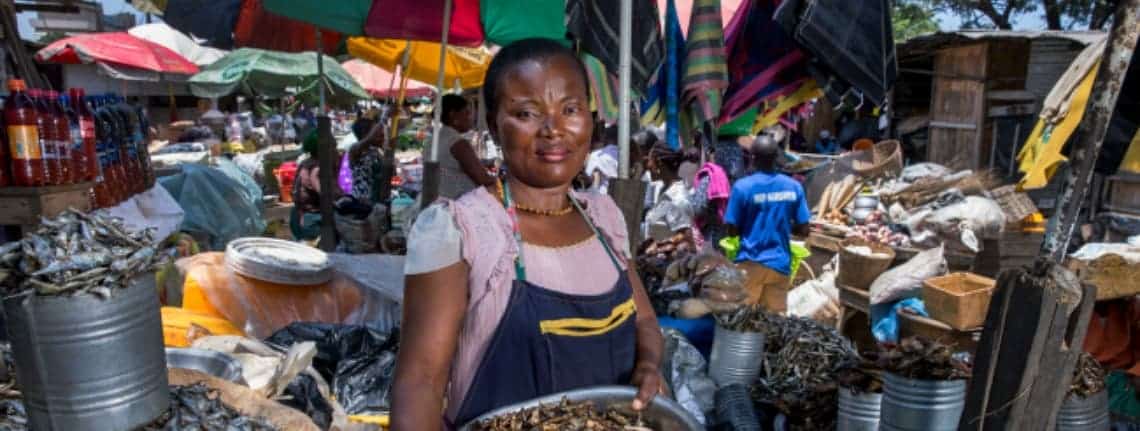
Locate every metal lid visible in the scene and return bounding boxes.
[225,238,332,286]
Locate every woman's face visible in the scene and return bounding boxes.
[491,55,593,189]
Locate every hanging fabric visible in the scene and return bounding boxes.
[718,0,809,129]
[581,54,620,124]
[663,0,684,149]
[681,0,729,127]
[566,0,665,94]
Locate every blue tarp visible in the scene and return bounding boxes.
[159,162,265,250]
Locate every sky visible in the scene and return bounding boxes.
[15,0,1054,42]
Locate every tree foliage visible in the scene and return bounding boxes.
[893,1,941,41]
[919,0,1117,30]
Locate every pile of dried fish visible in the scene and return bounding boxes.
[729,307,859,430]
[836,350,884,394]
[471,398,649,431]
[1070,352,1107,397]
[878,337,972,380]
[0,209,163,298]
[144,384,277,431]
[0,399,25,431]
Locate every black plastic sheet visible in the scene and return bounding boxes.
[266,323,399,416]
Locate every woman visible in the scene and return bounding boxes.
[644,143,701,244]
[438,94,497,199]
[290,130,339,240]
[346,116,387,205]
[693,149,731,246]
[391,38,665,429]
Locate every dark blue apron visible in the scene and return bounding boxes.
[451,186,638,426]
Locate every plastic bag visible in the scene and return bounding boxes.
[265,323,400,415]
[178,252,365,338]
[787,271,840,326]
[869,246,947,305]
[870,297,928,343]
[924,196,1006,252]
[661,328,715,426]
[159,163,266,250]
[899,163,952,183]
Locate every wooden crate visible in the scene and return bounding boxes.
[923,272,996,330]
[0,183,93,228]
[1067,255,1140,301]
[898,308,981,354]
[1103,173,1140,216]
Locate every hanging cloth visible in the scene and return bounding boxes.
[682,0,729,127]
[718,0,810,127]
[581,54,620,124]
[566,0,665,94]
[1017,60,1100,190]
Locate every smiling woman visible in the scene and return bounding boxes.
[390,38,666,430]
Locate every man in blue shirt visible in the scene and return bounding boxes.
[724,136,811,313]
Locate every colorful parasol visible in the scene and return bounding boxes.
[260,0,484,46]
[35,32,199,75]
[341,59,434,99]
[346,37,489,90]
[187,48,369,105]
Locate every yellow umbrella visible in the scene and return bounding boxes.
[347,37,489,90]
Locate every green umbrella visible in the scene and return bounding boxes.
[188,48,370,106]
[261,0,374,36]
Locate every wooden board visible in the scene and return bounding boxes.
[0,183,93,226]
[1067,255,1140,300]
[929,43,988,171]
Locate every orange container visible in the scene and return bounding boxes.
[922,272,996,330]
[274,161,298,203]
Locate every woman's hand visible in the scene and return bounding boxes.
[631,361,668,410]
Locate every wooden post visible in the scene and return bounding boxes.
[608,177,645,254]
[961,1,1138,429]
[316,115,337,251]
[1040,0,1140,261]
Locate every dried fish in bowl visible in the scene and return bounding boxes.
[471,398,649,431]
[143,383,277,431]
[0,209,166,299]
[1070,352,1107,398]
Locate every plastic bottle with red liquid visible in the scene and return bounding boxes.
[59,92,87,183]
[133,101,155,190]
[29,89,60,185]
[0,97,10,187]
[47,90,73,185]
[5,79,46,187]
[70,88,98,182]
[90,96,113,208]
[115,94,146,195]
[102,96,129,204]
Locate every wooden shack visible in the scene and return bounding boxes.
[895,31,1103,173]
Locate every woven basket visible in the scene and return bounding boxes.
[853,140,903,179]
[838,238,896,290]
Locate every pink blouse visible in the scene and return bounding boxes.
[404,187,631,422]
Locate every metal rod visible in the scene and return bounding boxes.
[430,0,454,164]
[617,0,633,179]
[315,27,336,251]
[1040,0,1140,262]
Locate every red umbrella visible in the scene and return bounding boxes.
[341,59,435,99]
[234,0,343,53]
[35,32,199,75]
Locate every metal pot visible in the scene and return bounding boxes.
[838,388,882,431]
[459,386,702,431]
[4,274,168,431]
[1056,391,1109,431]
[881,373,965,431]
[165,348,244,384]
[708,326,766,387]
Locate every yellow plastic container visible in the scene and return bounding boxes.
[161,306,244,347]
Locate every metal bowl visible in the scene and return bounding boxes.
[165,348,244,384]
[459,386,702,431]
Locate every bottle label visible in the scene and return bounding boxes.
[7,125,42,160]
[42,135,58,160]
[80,119,95,139]
[71,126,83,152]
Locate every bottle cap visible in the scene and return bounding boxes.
[6,79,26,91]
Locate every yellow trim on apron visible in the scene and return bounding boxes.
[539,298,637,337]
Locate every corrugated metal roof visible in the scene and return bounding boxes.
[899,30,1106,61]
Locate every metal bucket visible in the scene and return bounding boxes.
[881,373,966,431]
[4,275,169,431]
[715,384,761,431]
[708,326,766,387]
[1057,391,1109,431]
[838,388,882,431]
